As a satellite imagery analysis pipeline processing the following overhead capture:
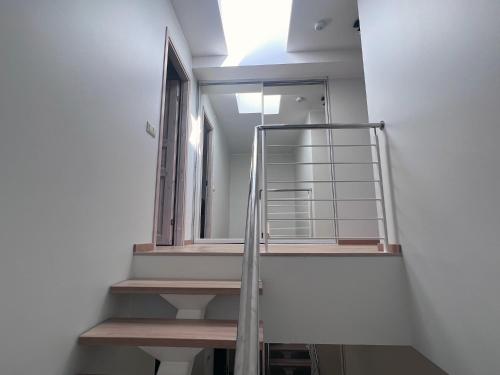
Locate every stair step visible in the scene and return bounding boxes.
[110,279,262,295]
[79,318,263,348]
[269,344,308,351]
[270,358,312,368]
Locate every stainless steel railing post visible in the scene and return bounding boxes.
[234,127,261,375]
[261,129,268,251]
[373,127,389,251]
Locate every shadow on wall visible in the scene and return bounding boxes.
[318,344,447,375]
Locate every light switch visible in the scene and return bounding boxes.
[146,121,156,138]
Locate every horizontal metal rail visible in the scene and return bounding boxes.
[267,218,384,221]
[268,212,310,215]
[267,198,381,202]
[267,144,376,148]
[270,227,311,230]
[268,236,386,240]
[268,204,311,207]
[266,188,312,192]
[258,122,384,130]
[266,161,378,165]
[268,180,380,184]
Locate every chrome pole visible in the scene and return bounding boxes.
[373,128,389,251]
[327,128,340,243]
[261,129,268,251]
[234,127,261,375]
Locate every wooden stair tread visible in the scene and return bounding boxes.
[270,344,308,351]
[110,279,262,295]
[79,318,263,348]
[270,358,312,367]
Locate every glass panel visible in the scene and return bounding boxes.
[262,83,334,243]
[198,83,263,240]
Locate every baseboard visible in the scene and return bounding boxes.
[338,239,380,245]
[133,243,155,253]
[377,243,402,254]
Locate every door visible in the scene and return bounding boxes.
[157,79,181,245]
[200,115,213,238]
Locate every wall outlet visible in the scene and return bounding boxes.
[146,121,156,138]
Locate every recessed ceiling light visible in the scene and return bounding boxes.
[235,93,281,115]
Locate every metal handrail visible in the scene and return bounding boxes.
[234,122,385,375]
[258,122,384,130]
[234,127,261,375]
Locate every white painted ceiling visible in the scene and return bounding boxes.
[204,84,326,152]
[287,0,361,52]
[171,0,227,56]
[171,0,364,79]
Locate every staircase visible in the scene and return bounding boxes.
[268,344,314,375]
[78,121,396,375]
[79,279,263,375]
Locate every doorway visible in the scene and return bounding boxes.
[154,35,190,246]
[200,114,214,238]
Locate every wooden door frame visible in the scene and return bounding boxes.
[152,28,190,246]
[200,112,214,238]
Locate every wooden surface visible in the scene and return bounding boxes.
[79,318,263,348]
[110,279,263,295]
[377,243,402,254]
[338,239,380,245]
[134,243,400,257]
[133,243,154,253]
[270,358,312,367]
[269,344,308,351]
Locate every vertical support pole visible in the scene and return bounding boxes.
[374,128,389,251]
[261,129,268,251]
[327,129,340,242]
[308,189,314,238]
[234,127,261,375]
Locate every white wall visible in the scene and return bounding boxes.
[228,154,251,238]
[307,111,337,238]
[295,81,378,241]
[200,95,230,238]
[329,79,379,240]
[317,345,445,375]
[0,0,194,373]
[358,1,500,374]
[229,153,298,238]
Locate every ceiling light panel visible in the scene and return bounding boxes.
[235,93,281,115]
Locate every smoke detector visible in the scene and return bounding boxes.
[296,96,305,103]
[314,20,327,31]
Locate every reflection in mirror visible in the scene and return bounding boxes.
[198,83,263,240]
[197,82,329,241]
[262,83,332,242]
[261,83,380,245]
[210,344,446,375]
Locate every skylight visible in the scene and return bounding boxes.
[219,0,293,66]
[264,95,281,115]
[236,93,281,115]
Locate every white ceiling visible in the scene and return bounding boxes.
[171,0,227,56]
[171,0,363,79]
[204,84,326,152]
[172,0,361,56]
[287,0,361,52]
